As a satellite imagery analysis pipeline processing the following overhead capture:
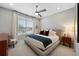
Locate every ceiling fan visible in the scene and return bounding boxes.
[34,5,47,17]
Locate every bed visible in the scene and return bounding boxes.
[24,30,61,56]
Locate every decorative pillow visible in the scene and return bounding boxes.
[40,31,44,35]
[49,30,56,36]
[44,31,49,36]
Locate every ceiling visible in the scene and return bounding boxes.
[0,3,75,18]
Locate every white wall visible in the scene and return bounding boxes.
[41,7,75,31]
[0,7,13,35]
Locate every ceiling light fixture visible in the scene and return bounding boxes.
[35,12,38,15]
[9,3,14,6]
[57,7,60,10]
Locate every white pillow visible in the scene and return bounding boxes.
[49,30,56,36]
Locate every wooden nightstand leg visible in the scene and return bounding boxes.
[63,42,64,45]
[69,43,71,48]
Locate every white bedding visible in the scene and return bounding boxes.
[25,34,59,51]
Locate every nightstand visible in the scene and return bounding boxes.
[61,36,72,47]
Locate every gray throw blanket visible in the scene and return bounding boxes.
[27,34,52,48]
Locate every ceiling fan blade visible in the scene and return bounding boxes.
[38,9,46,13]
[38,14,42,17]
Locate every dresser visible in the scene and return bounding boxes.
[0,33,8,56]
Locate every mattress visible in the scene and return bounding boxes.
[25,34,59,51]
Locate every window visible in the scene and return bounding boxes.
[27,21,33,27]
[19,19,27,28]
[18,15,33,34]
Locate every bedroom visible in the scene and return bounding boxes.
[0,3,77,56]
